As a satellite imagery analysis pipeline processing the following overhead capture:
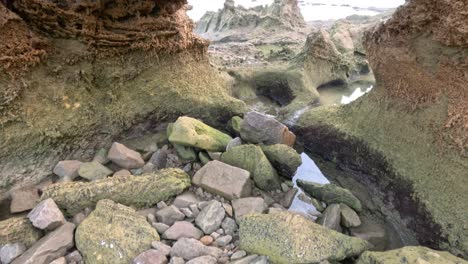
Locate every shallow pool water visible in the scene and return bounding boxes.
[288,153,330,218]
[318,81,374,106]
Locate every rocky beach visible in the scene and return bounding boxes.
[0,0,467,264]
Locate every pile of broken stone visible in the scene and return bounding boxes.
[1,111,457,264]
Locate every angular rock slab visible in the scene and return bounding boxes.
[170,238,223,261]
[133,249,167,264]
[193,160,252,200]
[12,222,75,264]
[356,246,466,264]
[195,200,225,234]
[240,111,296,146]
[76,200,159,264]
[297,180,362,212]
[163,221,203,240]
[10,187,40,213]
[232,197,267,222]
[240,212,369,264]
[260,144,302,178]
[0,243,26,264]
[108,142,145,169]
[53,160,82,181]
[0,217,42,247]
[168,116,232,152]
[221,145,281,191]
[41,168,191,215]
[28,198,65,230]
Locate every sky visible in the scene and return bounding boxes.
[187,0,406,21]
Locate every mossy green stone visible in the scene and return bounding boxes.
[173,144,197,161]
[221,145,281,191]
[198,151,211,165]
[356,246,467,264]
[0,216,43,247]
[240,212,369,264]
[41,168,191,215]
[229,116,243,135]
[297,180,362,212]
[168,116,232,152]
[76,199,159,264]
[260,144,302,178]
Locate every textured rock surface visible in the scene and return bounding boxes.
[53,160,82,181]
[240,112,296,146]
[163,221,203,240]
[168,116,233,152]
[356,246,467,264]
[133,249,168,264]
[232,197,267,222]
[221,145,281,191]
[41,168,190,215]
[0,0,246,199]
[11,222,75,264]
[78,161,113,181]
[155,205,185,226]
[192,160,252,200]
[76,200,159,264]
[0,217,42,247]
[240,212,368,263]
[260,144,302,178]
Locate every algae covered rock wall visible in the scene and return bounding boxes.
[296,0,468,257]
[0,1,246,198]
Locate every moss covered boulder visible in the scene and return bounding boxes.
[221,145,281,191]
[168,116,233,152]
[41,168,191,215]
[0,216,43,247]
[240,212,369,264]
[76,199,159,264]
[297,180,362,212]
[356,246,466,264]
[260,144,302,178]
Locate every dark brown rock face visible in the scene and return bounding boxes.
[364,0,468,154]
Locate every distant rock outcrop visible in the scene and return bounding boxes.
[195,0,305,37]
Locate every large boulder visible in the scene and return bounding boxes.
[221,145,281,191]
[240,212,369,264]
[0,217,42,248]
[11,222,75,264]
[356,246,466,264]
[240,112,296,146]
[76,200,159,264]
[260,144,302,178]
[41,168,190,215]
[297,180,362,212]
[192,160,252,200]
[168,116,233,152]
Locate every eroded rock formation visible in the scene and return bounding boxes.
[196,0,305,38]
[295,0,468,257]
[0,1,246,198]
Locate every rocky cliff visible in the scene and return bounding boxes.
[196,0,305,40]
[296,0,468,257]
[0,1,246,198]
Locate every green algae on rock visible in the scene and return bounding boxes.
[41,168,190,215]
[228,116,243,135]
[239,212,369,264]
[76,199,159,264]
[356,246,467,264]
[168,116,233,152]
[0,216,43,248]
[260,144,302,178]
[221,145,281,191]
[297,179,362,212]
